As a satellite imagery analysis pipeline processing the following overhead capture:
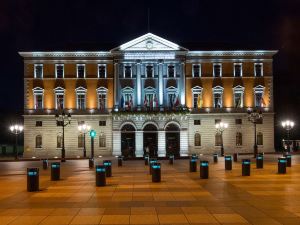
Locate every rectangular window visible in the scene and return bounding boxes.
[77,94,86,109]
[56,64,64,78]
[235,119,242,125]
[56,94,64,109]
[214,93,222,108]
[98,64,106,78]
[236,132,243,146]
[213,64,222,77]
[255,92,263,107]
[35,95,43,109]
[124,66,132,78]
[144,93,155,108]
[57,135,62,148]
[99,121,106,126]
[36,121,42,127]
[234,63,242,77]
[167,93,176,107]
[78,134,84,148]
[99,135,106,147]
[255,63,263,77]
[215,119,221,124]
[193,93,200,108]
[77,64,85,78]
[146,65,153,78]
[78,121,85,125]
[98,93,106,110]
[234,92,243,108]
[34,64,43,78]
[56,121,64,126]
[193,64,201,77]
[168,65,175,77]
[215,133,222,146]
[194,120,201,125]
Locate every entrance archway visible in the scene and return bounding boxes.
[143,124,158,157]
[165,123,180,157]
[121,124,136,158]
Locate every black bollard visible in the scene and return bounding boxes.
[27,168,39,192]
[190,158,197,172]
[144,155,149,166]
[200,161,209,179]
[51,162,60,181]
[233,153,238,162]
[103,160,112,177]
[225,155,232,170]
[169,155,174,165]
[278,157,287,174]
[256,154,264,169]
[285,153,292,167]
[96,165,106,186]
[152,163,161,182]
[149,158,157,175]
[118,156,123,167]
[42,159,48,170]
[89,158,94,168]
[213,153,218,163]
[242,159,251,176]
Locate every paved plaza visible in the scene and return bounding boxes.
[0,155,300,225]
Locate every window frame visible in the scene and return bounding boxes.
[145,64,154,78]
[57,134,63,149]
[192,64,201,78]
[213,63,222,77]
[191,86,203,109]
[76,64,86,78]
[257,132,263,145]
[123,64,132,78]
[32,87,44,109]
[98,64,107,78]
[194,133,201,146]
[35,135,42,148]
[54,87,65,109]
[254,63,263,77]
[233,63,243,77]
[34,64,43,79]
[78,133,84,148]
[75,87,87,110]
[215,133,222,146]
[55,64,64,78]
[236,132,243,146]
[253,85,265,107]
[96,87,108,110]
[212,86,224,108]
[167,64,176,78]
[233,85,245,108]
[99,133,106,148]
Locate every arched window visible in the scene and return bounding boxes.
[78,134,84,148]
[257,132,263,145]
[194,133,201,146]
[57,134,62,148]
[99,133,106,147]
[35,135,42,148]
[236,132,242,146]
[215,133,222,146]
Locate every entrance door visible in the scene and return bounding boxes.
[143,124,158,157]
[121,124,136,158]
[165,123,180,157]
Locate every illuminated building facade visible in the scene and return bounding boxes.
[20,33,277,158]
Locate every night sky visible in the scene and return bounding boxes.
[0,0,299,146]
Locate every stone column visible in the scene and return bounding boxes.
[136,62,142,110]
[180,62,186,106]
[180,129,188,156]
[158,61,164,108]
[114,63,119,110]
[135,130,143,157]
[112,130,121,156]
[157,130,166,157]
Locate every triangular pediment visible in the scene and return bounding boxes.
[111,33,188,52]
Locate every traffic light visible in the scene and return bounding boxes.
[90,130,96,138]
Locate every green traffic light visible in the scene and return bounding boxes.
[90,130,96,137]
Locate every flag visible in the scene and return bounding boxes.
[144,95,148,107]
[174,95,180,107]
[169,95,173,108]
[128,94,132,109]
[235,97,241,108]
[197,94,203,108]
[149,95,153,109]
[120,95,124,108]
[154,94,158,108]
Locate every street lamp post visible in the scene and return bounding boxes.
[9,124,24,160]
[247,109,262,158]
[215,122,228,156]
[55,111,71,162]
[90,130,96,159]
[281,120,295,153]
[78,124,91,158]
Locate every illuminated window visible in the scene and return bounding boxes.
[75,87,87,110]
[253,85,265,107]
[146,65,154,78]
[168,65,175,77]
[234,63,242,77]
[98,64,106,78]
[99,134,106,147]
[57,134,62,148]
[55,64,64,78]
[96,87,107,110]
[192,64,201,77]
[32,87,44,109]
[34,64,43,78]
[257,132,263,145]
[121,86,134,109]
[233,85,244,108]
[215,133,222,146]
[77,64,85,78]
[78,134,84,148]
[192,86,203,109]
[254,63,263,77]
[144,86,157,108]
[35,135,42,148]
[236,132,243,146]
[213,63,222,77]
[124,65,132,78]
[54,87,65,109]
[213,86,224,108]
[166,86,178,108]
[194,133,201,146]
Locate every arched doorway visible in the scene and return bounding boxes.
[121,124,136,158]
[143,124,158,157]
[165,123,180,157]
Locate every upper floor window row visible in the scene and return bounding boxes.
[34,64,107,78]
[192,63,264,77]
